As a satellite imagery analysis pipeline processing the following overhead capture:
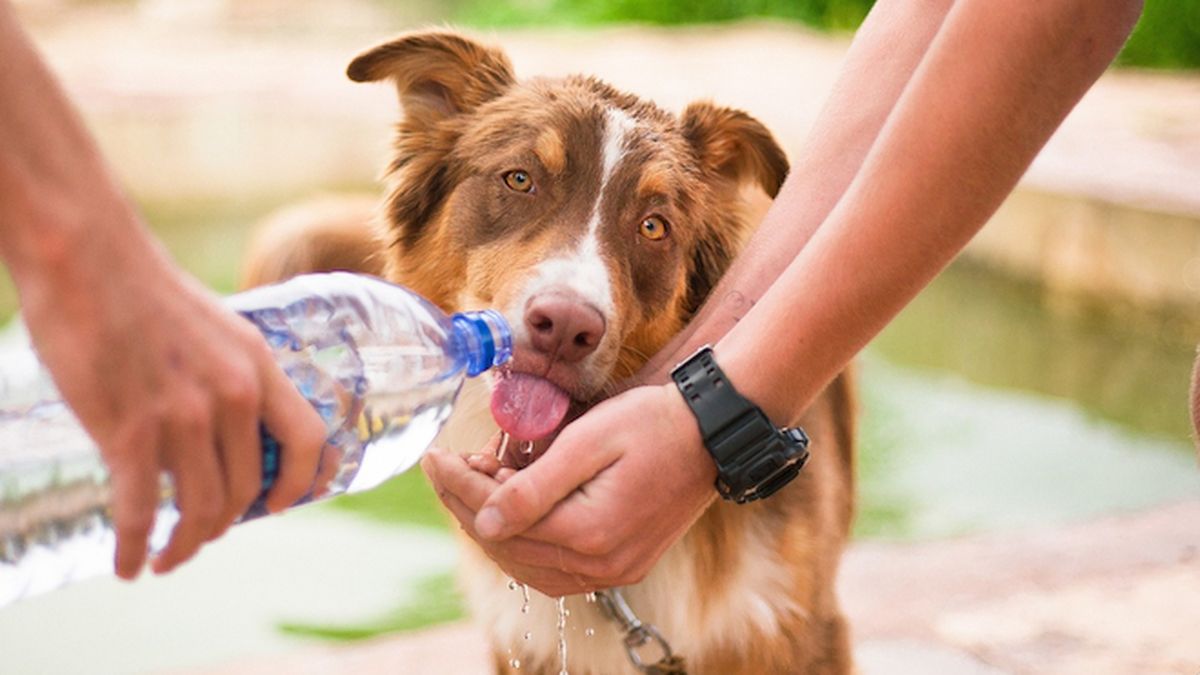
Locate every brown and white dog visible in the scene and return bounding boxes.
[241,30,856,675]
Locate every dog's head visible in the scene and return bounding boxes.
[350,31,787,445]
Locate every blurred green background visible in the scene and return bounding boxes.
[447,0,1200,69]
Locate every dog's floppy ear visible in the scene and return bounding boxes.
[680,102,789,315]
[347,31,515,127]
[681,101,789,198]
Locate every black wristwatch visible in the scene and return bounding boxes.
[671,346,809,504]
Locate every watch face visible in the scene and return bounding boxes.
[731,430,810,503]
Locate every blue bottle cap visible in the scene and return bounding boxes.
[451,310,514,377]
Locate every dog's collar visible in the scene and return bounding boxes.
[594,588,687,674]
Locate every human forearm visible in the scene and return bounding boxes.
[0,2,160,285]
[638,0,955,382]
[718,0,1143,424]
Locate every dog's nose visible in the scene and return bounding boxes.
[524,293,606,363]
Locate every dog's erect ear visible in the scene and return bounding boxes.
[347,31,515,126]
[681,101,789,197]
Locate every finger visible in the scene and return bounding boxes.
[442,492,561,566]
[309,444,342,500]
[425,450,618,578]
[106,426,162,580]
[420,452,445,495]
[495,468,517,484]
[475,429,616,541]
[425,455,476,531]
[213,388,261,536]
[440,486,616,586]
[466,452,501,477]
[259,362,326,513]
[154,398,224,574]
[482,431,503,455]
[441,492,592,596]
[424,450,501,511]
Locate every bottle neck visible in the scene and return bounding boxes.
[451,310,513,377]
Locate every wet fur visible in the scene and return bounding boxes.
[241,30,855,674]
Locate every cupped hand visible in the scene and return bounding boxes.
[422,383,716,597]
[19,229,327,579]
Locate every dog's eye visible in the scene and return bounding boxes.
[639,215,669,241]
[503,170,534,193]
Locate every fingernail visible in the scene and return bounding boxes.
[476,506,506,539]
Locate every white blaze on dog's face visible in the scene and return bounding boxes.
[349,31,788,444]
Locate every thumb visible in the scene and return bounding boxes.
[474,425,614,541]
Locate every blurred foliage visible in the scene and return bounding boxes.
[454,0,1200,70]
[277,571,464,640]
[456,0,873,31]
[1117,0,1200,69]
[323,466,451,529]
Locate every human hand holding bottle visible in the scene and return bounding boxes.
[0,2,327,579]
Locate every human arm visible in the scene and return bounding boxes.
[716,0,1144,425]
[426,0,1144,596]
[637,0,957,384]
[0,3,327,578]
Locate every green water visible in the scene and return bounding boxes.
[858,262,1200,539]
[873,261,1199,444]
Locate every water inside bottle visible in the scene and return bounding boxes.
[557,596,570,675]
[0,401,140,606]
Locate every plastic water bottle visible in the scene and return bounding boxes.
[0,272,512,607]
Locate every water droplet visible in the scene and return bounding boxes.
[508,579,518,591]
[524,631,532,640]
[521,604,530,614]
[584,592,596,603]
[563,609,571,617]
[509,658,521,669]
[585,628,594,637]
[497,432,511,462]
[557,596,569,675]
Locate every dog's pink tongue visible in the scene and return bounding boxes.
[490,373,571,441]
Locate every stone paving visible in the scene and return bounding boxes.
[186,500,1200,674]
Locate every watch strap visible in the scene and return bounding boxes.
[671,346,810,503]
[671,346,760,446]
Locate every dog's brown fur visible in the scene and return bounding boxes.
[241,30,855,674]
